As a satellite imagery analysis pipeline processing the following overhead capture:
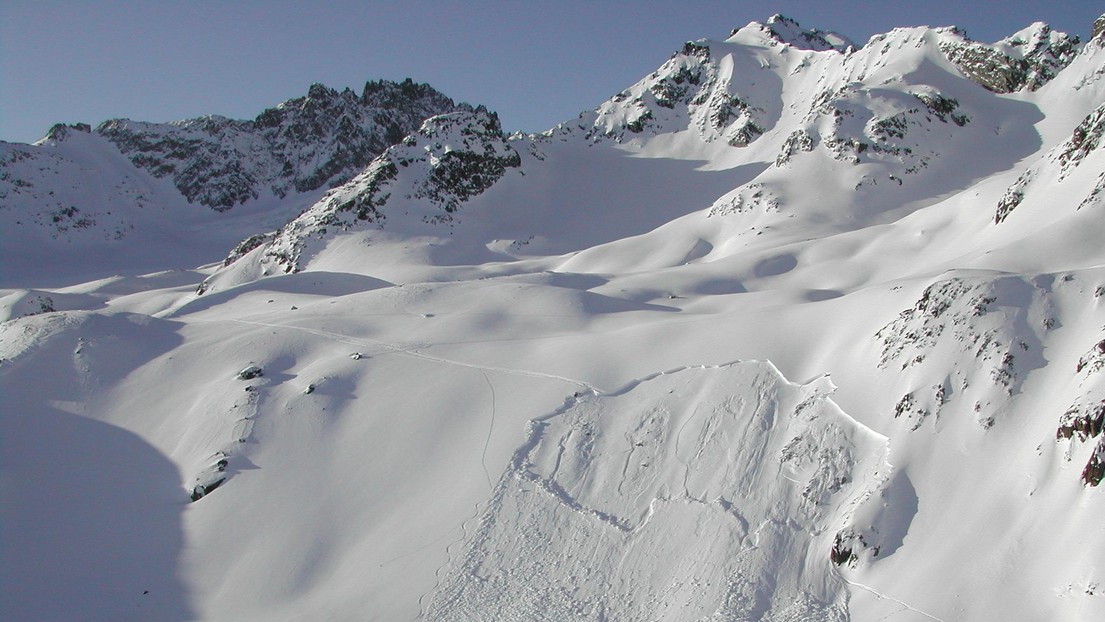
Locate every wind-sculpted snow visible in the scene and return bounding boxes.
[0,288,104,322]
[425,363,896,621]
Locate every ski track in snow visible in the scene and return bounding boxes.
[417,486,500,622]
[204,317,604,393]
[188,315,606,621]
[479,371,497,491]
[377,526,462,569]
[838,574,946,622]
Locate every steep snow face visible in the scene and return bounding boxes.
[213,17,1072,291]
[94,80,467,209]
[550,22,1053,239]
[0,128,241,286]
[995,101,1105,224]
[0,125,315,287]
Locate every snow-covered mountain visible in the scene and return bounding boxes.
[96,80,465,209]
[2,13,1104,622]
[0,79,467,285]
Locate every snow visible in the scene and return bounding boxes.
[425,361,891,620]
[2,14,1104,622]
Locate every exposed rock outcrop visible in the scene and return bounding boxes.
[95,79,468,209]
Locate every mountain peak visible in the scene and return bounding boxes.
[996,21,1079,56]
[729,14,855,53]
[36,122,92,144]
[941,21,1081,93]
[306,82,336,99]
[90,79,466,209]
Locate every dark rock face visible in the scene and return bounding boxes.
[1057,337,1105,487]
[1075,339,1105,375]
[1083,445,1105,486]
[237,365,263,380]
[746,14,855,52]
[95,79,468,210]
[830,529,865,566]
[1057,400,1104,441]
[42,123,91,141]
[415,110,522,214]
[995,171,1032,224]
[585,39,770,146]
[942,43,1031,93]
[1058,104,1105,173]
[189,454,230,502]
[940,25,1080,93]
[232,107,521,275]
[190,477,225,502]
[875,275,1049,431]
[995,104,1104,223]
[222,233,274,268]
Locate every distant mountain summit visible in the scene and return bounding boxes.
[87,79,468,209]
[741,13,856,52]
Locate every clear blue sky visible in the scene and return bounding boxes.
[1,1,1100,144]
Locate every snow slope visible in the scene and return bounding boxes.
[2,14,1104,622]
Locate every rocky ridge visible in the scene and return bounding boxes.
[941,23,1081,93]
[217,107,521,277]
[92,80,468,209]
[562,15,853,146]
